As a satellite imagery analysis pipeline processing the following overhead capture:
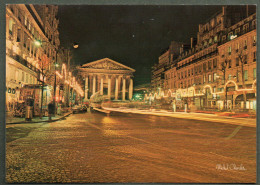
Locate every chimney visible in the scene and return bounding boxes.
[222,6,226,16]
[191,37,193,48]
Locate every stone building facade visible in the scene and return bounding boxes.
[151,41,182,93]
[78,58,135,101]
[6,4,60,113]
[161,6,256,111]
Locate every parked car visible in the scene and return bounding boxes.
[72,105,88,114]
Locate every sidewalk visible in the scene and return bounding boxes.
[102,107,256,128]
[5,111,72,125]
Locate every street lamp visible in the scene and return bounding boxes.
[73,42,79,48]
[34,39,48,117]
[64,43,79,109]
[34,40,42,47]
[53,61,59,114]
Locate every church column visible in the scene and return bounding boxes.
[129,77,133,100]
[122,77,126,101]
[84,76,88,100]
[100,76,103,95]
[108,76,111,99]
[115,76,119,100]
[93,75,96,95]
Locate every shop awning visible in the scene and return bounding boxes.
[22,84,46,89]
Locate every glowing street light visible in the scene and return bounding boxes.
[34,40,44,47]
[73,42,79,48]
[55,63,59,68]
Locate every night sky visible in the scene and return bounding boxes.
[57,5,222,86]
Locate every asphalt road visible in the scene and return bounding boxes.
[6,111,256,183]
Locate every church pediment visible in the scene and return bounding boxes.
[81,58,135,72]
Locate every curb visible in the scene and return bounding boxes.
[6,112,72,125]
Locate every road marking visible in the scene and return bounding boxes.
[225,125,242,140]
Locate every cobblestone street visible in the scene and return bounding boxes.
[6,111,256,183]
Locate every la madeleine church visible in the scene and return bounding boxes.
[78,58,135,101]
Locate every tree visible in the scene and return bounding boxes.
[38,53,51,116]
[219,59,228,110]
[237,49,247,110]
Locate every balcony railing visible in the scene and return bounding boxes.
[8,53,40,76]
[218,23,256,45]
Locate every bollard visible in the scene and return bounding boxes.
[25,106,33,121]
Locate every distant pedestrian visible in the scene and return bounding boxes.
[48,102,55,121]
[172,99,176,112]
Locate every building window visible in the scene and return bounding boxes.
[222,35,226,41]
[236,71,240,82]
[236,58,239,66]
[21,72,24,82]
[253,68,256,79]
[214,35,218,43]
[253,52,256,61]
[18,10,23,22]
[244,40,247,49]
[244,70,248,81]
[16,29,21,42]
[209,38,212,44]
[243,24,249,32]
[191,68,193,75]
[10,5,15,13]
[228,46,231,55]
[208,74,212,82]
[28,23,31,32]
[26,74,28,83]
[24,16,27,28]
[27,41,30,51]
[208,61,212,70]
[32,27,35,37]
[188,69,190,76]
[229,60,232,68]
[9,19,13,35]
[236,43,239,52]
[203,63,207,72]
[213,73,217,82]
[244,55,248,64]
[203,75,206,83]
[235,28,240,35]
[253,35,256,46]
[213,59,217,68]
[228,74,232,80]
[23,33,27,48]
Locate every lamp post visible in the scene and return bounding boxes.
[34,40,47,118]
[65,43,79,108]
[53,60,59,115]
